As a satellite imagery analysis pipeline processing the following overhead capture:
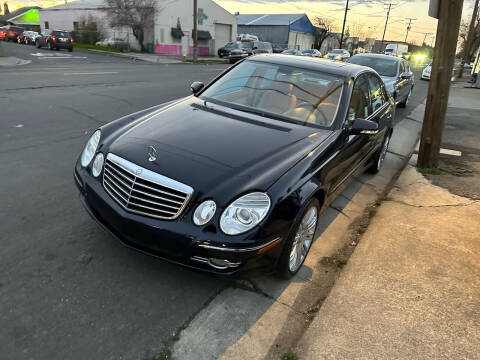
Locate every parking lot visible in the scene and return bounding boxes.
[0,40,429,359]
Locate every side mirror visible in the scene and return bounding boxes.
[190,81,204,95]
[349,118,379,135]
[401,72,412,79]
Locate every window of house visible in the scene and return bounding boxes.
[73,22,79,30]
[44,21,49,29]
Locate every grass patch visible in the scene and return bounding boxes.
[0,53,6,57]
[417,167,441,175]
[282,349,298,360]
[185,58,228,64]
[368,209,377,219]
[337,259,348,268]
[73,43,122,53]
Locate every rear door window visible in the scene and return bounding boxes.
[368,75,386,112]
[348,74,372,123]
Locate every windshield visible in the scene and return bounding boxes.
[302,50,314,54]
[232,42,253,50]
[53,31,70,37]
[348,56,398,77]
[224,42,235,49]
[200,61,344,128]
[282,50,297,54]
[331,49,343,54]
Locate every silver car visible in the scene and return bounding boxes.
[348,54,415,107]
[326,49,351,61]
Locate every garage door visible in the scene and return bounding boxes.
[214,23,232,55]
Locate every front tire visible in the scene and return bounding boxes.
[277,198,320,279]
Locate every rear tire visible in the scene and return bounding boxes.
[277,198,320,279]
[68,47,73,52]
[36,39,41,48]
[48,41,54,50]
[368,132,391,174]
[398,88,412,108]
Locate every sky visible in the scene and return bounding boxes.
[2,0,476,45]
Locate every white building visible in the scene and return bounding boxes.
[39,0,236,55]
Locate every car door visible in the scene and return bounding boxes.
[327,73,373,195]
[397,60,409,101]
[367,73,392,152]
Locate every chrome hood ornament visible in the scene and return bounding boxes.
[147,145,157,162]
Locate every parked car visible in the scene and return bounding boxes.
[1,25,24,41]
[217,42,236,58]
[228,41,273,63]
[421,62,432,80]
[74,54,395,278]
[0,27,6,40]
[326,49,350,61]
[17,31,39,45]
[282,49,303,56]
[95,37,127,47]
[302,49,322,57]
[348,53,414,107]
[36,29,73,51]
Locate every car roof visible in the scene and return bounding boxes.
[350,53,401,62]
[248,54,373,79]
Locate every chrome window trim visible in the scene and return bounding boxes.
[103,153,194,220]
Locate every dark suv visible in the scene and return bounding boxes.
[228,41,273,63]
[36,29,73,51]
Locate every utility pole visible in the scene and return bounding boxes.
[339,0,350,49]
[457,0,479,78]
[418,0,464,168]
[422,32,433,46]
[381,3,394,47]
[193,0,198,61]
[404,18,416,43]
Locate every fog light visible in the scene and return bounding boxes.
[208,258,241,269]
[91,152,104,177]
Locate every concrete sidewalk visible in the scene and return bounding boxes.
[297,87,480,359]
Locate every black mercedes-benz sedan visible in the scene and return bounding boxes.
[74,55,395,278]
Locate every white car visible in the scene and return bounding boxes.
[422,62,432,80]
[326,49,350,61]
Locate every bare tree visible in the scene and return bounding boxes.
[104,0,156,52]
[458,17,480,61]
[313,17,336,50]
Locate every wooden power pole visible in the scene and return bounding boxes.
[193,0,198,61]
[457,0,479,78]
[339,0,350,49]
[418,0,464,168]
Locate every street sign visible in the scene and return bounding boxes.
[429,0,440,19]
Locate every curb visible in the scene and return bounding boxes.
[86,49,183,64]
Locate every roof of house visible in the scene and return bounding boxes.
[237,13,315,34]
[236,14,306,26]
[0,6,41,24]
[41,0,106,11]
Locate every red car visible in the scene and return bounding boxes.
[0,27,6,40]
[1,25,24,41]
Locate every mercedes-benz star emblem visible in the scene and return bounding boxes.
[147,145,157,162]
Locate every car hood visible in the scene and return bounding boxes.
[107,97,333,203]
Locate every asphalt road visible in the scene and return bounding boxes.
[0,40,429,360]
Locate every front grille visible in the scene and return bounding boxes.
[103,153,193,220]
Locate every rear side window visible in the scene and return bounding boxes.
[348,74,372,122]
[368,75,387,112]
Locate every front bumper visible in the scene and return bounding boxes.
[74,165,286,276]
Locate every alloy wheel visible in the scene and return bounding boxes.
[289,205,318,272]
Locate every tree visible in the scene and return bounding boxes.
[104,0,156,52]
[313,17,336,50]
[458,16,480,61]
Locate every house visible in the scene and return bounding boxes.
[236,14,315,50]
[153,0,236,56]
[0,6,41,31]
[39,0,235,55]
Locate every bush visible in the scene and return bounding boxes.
[72,22,102,45]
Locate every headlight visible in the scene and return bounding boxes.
[80,130,101,167]
[91,152,104,177]
[193,200,216,226]
[220,192,271,235]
